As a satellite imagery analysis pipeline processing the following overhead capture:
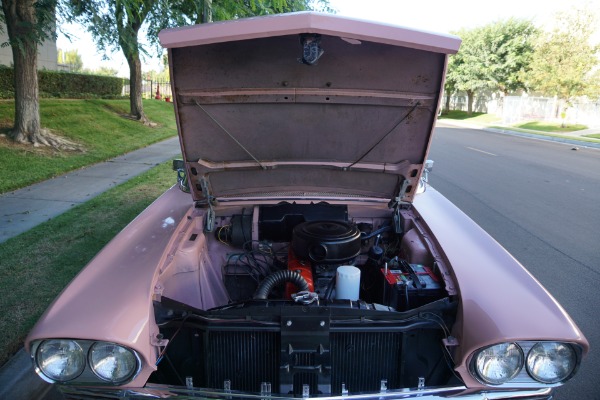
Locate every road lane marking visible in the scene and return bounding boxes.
[466,147,497,156]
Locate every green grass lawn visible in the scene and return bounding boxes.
[438,110,599,140]
[0,99,177,194]
[0,162,175,367]
[438,110,502,124]
[513,121,588,133]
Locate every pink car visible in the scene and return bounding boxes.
[26,12,588,399]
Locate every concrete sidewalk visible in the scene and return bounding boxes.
[0,136,181,399]
[0,136,181,243]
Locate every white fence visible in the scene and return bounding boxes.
[447,93,600,128]
[502,96,600,127]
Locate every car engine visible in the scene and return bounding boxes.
[216,203,446,310]
[151,202,459,395]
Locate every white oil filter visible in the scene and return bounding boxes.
[336,265,361,300]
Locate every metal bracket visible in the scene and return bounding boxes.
[200,178,215,232]
[150,333,169,347]
[205,206,215,232]
[422,160,434,184]
[186,376,194,389]
[291,291,319,305]
[390,179,411,234]
[260,382,271,396]
[302,384,310,398]
[397,179,411,204]
[200,177,211,200]
[393,207,403,234]
[379,379,388,393]
[280,310,331,395]
[443,336,459,347]
[172,159,190,193]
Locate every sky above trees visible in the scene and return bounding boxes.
[331,0,599,34]
[58,0,599,77]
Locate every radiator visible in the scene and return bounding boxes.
[200,330,404,395]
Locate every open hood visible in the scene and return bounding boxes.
[160,12,460,204]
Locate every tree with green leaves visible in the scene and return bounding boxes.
[0,0,68,146]
[526,7,599,107]
[480,19,537,96]
[446,19,537,114]
[70,0,331,124]
[58,48,84,71]
[443,52,459,113]
[70,0,159,124]
[90,66,119,76]
[446,27,492,115]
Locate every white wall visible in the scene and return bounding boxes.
[0,22,58,70]
[447,91,600,128]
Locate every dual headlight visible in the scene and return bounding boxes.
[473,341,578,386]
[35,339,139,384]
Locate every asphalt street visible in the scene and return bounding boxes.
[429,123,600,399]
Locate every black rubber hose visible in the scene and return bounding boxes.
[253,270,309,300]
[361,225,392,240]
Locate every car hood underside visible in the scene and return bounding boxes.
[160,12,460,203]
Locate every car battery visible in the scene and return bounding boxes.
[381,259,444,311]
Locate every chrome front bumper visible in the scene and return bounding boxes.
[58,384,553,400]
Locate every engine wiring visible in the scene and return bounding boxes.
[221,240,290,303]
[217,224,232,246]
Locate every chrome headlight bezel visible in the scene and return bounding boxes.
[470,341,583,388]
[35,339,86,383]
[88,342,139,384]
[526,342,578,384]
[31,339,141,385]
[472,342,524,385]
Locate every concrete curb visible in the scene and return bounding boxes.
[437,120,600,150]
[0,349,61,400]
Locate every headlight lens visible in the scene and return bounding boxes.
[36,339,85,382]
[89,342,138,383]
[527,342,577,383]
[475,343,524,385]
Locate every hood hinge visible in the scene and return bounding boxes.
[199,178,216,232]
[388,179,411,234]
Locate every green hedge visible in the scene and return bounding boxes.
[0,67,124,99]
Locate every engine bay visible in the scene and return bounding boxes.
[214,202,448,311]
[150,202,459,395]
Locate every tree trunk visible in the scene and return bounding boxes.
[202,0,213,23]
[444,92,451,113]
[2,0,43,144]
[467,90,474,115]
[116,5,148,124]
[125,52,147,123]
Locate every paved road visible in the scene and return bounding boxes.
[429,123,600,399]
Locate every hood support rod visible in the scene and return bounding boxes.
[195,101,266,170]
[346,102,421,169]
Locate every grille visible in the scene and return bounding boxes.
[201,330,404,395]
[292,353,318,395]
[207,331,279,392]
[331,332,403,394]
